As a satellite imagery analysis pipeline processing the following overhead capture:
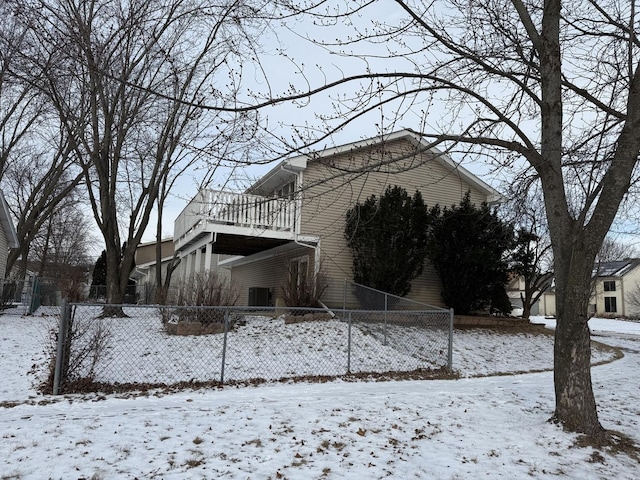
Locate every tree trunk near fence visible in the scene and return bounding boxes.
[101,241,130,317]
[550,234,603,435]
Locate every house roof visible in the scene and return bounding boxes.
[136,238,174,248]
[595,259,640,277]
[0,190,18,249]
[247,129,502,202]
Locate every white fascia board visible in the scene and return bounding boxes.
[247,156,309,194]
[218,255,245,267]
[618,259,640,277]
[129,266,150,281]
[137,238,174,248]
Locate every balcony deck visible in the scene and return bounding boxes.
[174,189,297,256]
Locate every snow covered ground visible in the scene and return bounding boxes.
[1,312,638,479]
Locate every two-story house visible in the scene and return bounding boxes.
[591,259,640,317]
[172,129,501,309]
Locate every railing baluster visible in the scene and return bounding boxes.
[176,190,297,239]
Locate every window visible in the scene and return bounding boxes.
[276,181,296,200]
[603,281,616,292]
[290,256,309,287]
[604,296,617,313]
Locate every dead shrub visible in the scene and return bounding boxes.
[281,263,328,308]
[161,272,241,328]
[43,310,112,393]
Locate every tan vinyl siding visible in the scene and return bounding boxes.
[134,240,174,266]
[299,137,491,308]
[231,246,315,306]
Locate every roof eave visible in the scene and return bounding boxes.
[246,129,502,202]
[0,190,19,248]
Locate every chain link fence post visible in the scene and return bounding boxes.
[220,308,229,384]
[343,279,347,311]
[448,308,454,372]
[53,301,71,395]
[384,293,388,346]
[347,311,352,373]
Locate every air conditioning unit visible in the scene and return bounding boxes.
[248,287,272,306]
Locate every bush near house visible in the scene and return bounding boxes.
[426,192,515,315]
[345,185,429,299]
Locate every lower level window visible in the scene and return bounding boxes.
[604,296,617,313]
[290,256,309,287]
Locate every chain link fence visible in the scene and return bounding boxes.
[1,277,137,316]
[344,280,446,311]
[50,301,453,394]
[1,277,35,315]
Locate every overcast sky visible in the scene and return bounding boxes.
[136,2,638,252]
[145,2,504,244]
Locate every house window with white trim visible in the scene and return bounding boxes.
[290,255,309,288]
[603,280,616,292]
[604,296,617,313]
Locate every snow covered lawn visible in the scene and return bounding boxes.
[1,312,638,479]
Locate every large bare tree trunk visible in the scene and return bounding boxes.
[102,241,126,317]
[552,249,603,434]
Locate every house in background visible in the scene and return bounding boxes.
[506,274,556,317]
[173,129,502,309]
[0,190,19,305]
[591,259,640,317]
[538,289,557,317]
[0,190,18,279]
[130,238,177,303]
[505,256,640,319]
[506,275,538,316]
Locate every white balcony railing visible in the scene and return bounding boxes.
[174,189,297,245]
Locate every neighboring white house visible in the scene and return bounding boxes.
[506,258,640,319]
[506,275,556,317]
[538,289,557,317]
[591,259,640,317]
[172,129,501,309]
[0,190,19,303]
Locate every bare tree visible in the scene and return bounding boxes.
[597,237,638,263]
[1,2,87,280]
[262,0,640,437]
[512,228,554,319]
[0,9,43,181]
[8,0,270,311]
[505,185,554,319]
[152,122,259,304]
[3,143,84,279]
[30,202,95,274]
[29,203,95,301]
